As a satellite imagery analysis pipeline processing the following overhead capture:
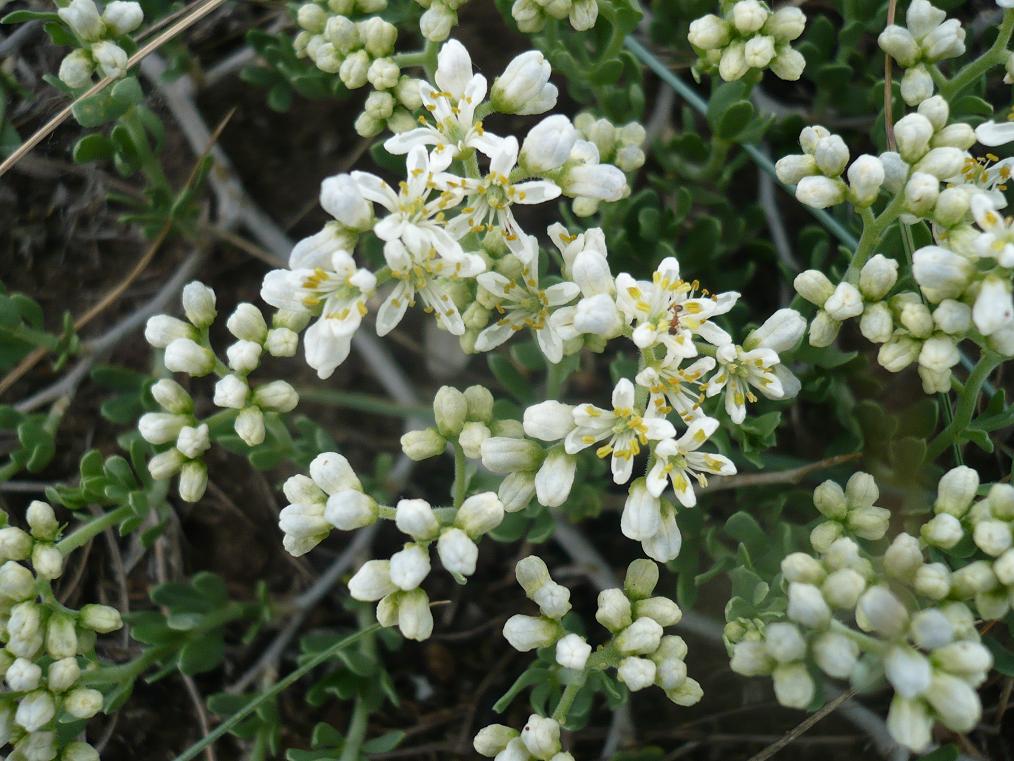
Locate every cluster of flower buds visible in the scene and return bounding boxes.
[474,715,573,761]
[142,282,301,501]
[413,0,470,42]
[56,0,143,88]
[347,490,505,640]
[919,466,1014,620]
[401,385,494,462]
[727,467,1007,752]
[278,452,372,556]
[794,250,975,393]
[0,502,122,761]
[775,126,886,209]
[808,473,891,552]
[294,0,423,136]
[510,0,599,35]
[912,194,1014,358]
[878,0,966,105]
[502,557,702,703]
[279,412,510,641]
[567,114,645,216]
[688,0,806,82]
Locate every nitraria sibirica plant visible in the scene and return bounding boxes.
[3,0,1014,758]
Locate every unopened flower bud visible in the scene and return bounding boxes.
[555,633,591,670]
[503,614,560,651]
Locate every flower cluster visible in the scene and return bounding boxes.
[468,262,805,561]
[143,282,301,501]
[510,0,599,35]
[474,715,573,761]
[779,99,977,216]
[878,0,966,106]
[260,40,632,379]
[500,556,700,698]
[0,502,122,761]
[688,0,806,82]
[279,386,509,640]
[413,0,471,42]
[920,466,1014,620]
[346,490,504,640]
[294,0,425,137]
[56,0,143,88]
[569,113,645,216]
[726,468,1014,752]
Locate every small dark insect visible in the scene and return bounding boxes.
[668,303,684,335]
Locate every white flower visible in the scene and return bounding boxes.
[618,656,657,691]
[376,228,485,337]
[59,49,94,88]
[975,120,1014,148]
[520,714,561,759]
[523,400,575,441]
[558,142,628,202]
[475,234,579,362]
[705,344,785,424]
[389,543,431,590]
[384,40,501,171]
[503,614,560,651]
[646,418,735,506]
[437,528,478,576]
[456,492,505,536]
[395,498,439,540]
[490,50,557,115]
[352,145,467,259]
[973,275,1014,336]
[635,355,715,421]
[565,378,676,483]
[448,137,561,238]
[519,115,577,174]
[971,194,1014,267]
[885,646,932,698]
[555,633,591,670]
[349,560,398,601]
[765,622,807,663]
[616,257,737,356]
[58,0,104,41]
[615,616,664,655]
[534,448,576,507]
[103,1,143,35]
[888,696,933,753]
[325,490,377,531]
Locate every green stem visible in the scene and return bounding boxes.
[830,619,887,656]
[0,323,61,351]
[294,389,431,419]
[550,672,588,724]
[545,362,568,399]
[452,441,467,509]
[843,192,906,284]
[55,504,134,555]
[925,351,1002,461]
[339,699,370,761]
[121,108,170,195]
[338,606,377,761]
[170,624,381,761]
[624,36,860,251]
[940,10,1014,99]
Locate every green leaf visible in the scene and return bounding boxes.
[72,134,115,164]
[361,730,405,754]
[178,635,225,675]
[714,100,755,141]
[2,9,60,22]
